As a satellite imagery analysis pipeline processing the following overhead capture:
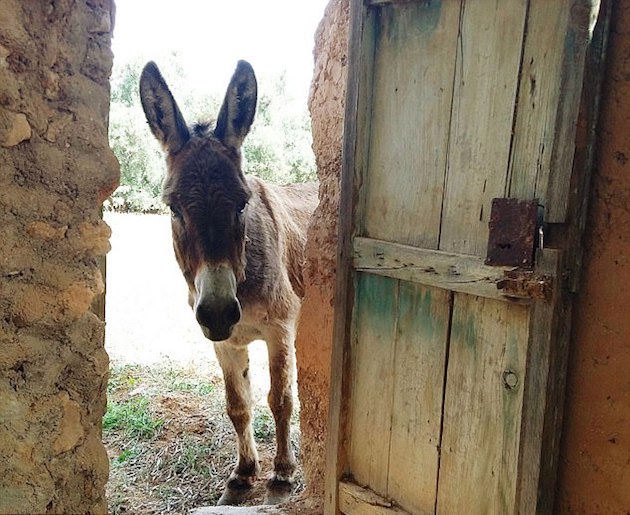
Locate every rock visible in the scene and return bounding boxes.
[52,393,84,454]
[0,1,116,513]
[0,44,10,67]
[0,109,31,147]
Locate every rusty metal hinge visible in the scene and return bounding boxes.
[485,198,543,268]
[497,269,553,301]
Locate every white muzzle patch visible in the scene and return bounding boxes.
[193,262,241,341]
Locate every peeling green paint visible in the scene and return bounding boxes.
[452,311,478,351]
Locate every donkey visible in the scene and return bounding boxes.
[139,60,318,505]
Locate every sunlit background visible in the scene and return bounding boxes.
[112,0,328,102]
[105,0,328,364]
[104,3,328,510]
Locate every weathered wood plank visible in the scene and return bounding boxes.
[328,1,609,514]
[363,1,460,248]
[507,1,572,200]
[439,0,527,256]
[436,295,530,514]
[339,481,411,515]
[325,0,374,512]
[348,273,399,496]
[352,4,379,236]
[516,7,610,512]
[508,0,600,224]
[515,249,563,514]
[387,283,450,514]
[353,237,530,303]
[514,8,609,509]
[543,0,601,223]
[564,0,610,293]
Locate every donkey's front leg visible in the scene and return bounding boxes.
[264,327,298,505]
[214,342,259,506]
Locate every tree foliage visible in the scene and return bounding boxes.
[107,56,317,213]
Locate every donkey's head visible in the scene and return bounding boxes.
[139,61,257,341]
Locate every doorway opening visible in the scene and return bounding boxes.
[103,1,327,511]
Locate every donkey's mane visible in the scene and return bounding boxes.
[192,121,214,137]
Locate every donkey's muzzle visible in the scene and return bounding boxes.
[194,262,241,342]
[196,299,242,342]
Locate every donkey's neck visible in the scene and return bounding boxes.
[241,177,317,300]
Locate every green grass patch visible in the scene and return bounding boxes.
[104,359,304,513]
[107,364,144,394]
[162,367,216,396]
[103,396,164,439]
[172,436,215,477]
[252,406,275,442]
[115,447,139,464]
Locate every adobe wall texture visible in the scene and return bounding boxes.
[555,2,630,512]
[0,0,625,512]
[0,1,118,513]
[296,0,349,498]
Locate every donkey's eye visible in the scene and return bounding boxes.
[237,202,248,215]
[170,205,182,219]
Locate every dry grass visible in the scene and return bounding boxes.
[104,213,303,514]
[104,362,303,514]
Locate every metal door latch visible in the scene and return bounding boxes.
[497,269,553,301]
[485,197,544,267]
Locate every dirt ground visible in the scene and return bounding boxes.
[103,212,303,514]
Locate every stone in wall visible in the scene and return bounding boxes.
[295,0,349,499]
[0,109,31,147]
[0,1,118,513]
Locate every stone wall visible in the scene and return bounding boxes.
[296,0,349,498]
[0,1,118,513]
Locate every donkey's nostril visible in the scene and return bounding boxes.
[195,300,241,341]
[195,305,213,330]
[223,300,241,326]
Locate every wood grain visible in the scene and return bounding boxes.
[339,481,411,515]
[515,249,563,514]
[439,0,527,256]
[353,237,530,303]
[387,283,450,514]
[543,0,600,222]
[507,1,571,200]
[348,273,399,495]
[325,0,371,512]
[363,1,460,249]
[327,1,609,514]
[437,294,530,514]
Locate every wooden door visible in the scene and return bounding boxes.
[326,1,610,514]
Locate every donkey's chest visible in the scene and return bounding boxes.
[226,303,271,346]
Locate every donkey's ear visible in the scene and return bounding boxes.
[139,61,190,153]
[215,60,257,149]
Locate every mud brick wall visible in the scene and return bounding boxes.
[0,1,118,513]
[555,2,630,512]
[296,0,349,498]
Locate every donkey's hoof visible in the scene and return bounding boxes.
[263,478,293,505]
[217,476,254,506]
